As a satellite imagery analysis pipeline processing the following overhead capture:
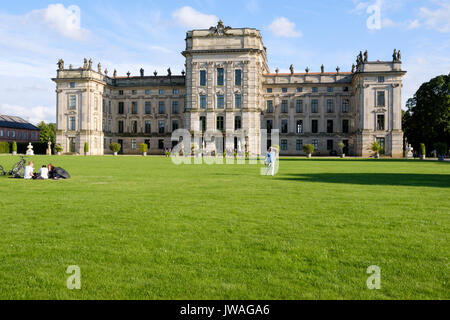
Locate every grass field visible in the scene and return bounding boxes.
[0,155,448,300]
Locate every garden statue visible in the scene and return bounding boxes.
[26,143,34,156]
[46,140,52,155]
[406,144,414,159]
[57,59,64,70]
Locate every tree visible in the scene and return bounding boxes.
[37,121,56,144]
[403,74,450,153]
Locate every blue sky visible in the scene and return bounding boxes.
[0,0,449,123]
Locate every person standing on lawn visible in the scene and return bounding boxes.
[265,147,276,176]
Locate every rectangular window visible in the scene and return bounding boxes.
[297,87,303,93]
[235,69,242,86]
[235,116,242,130]
[70,82,75,88]
[327,87,334,92]
[327,120,333,133]
[281,139,288,151]
[217,116,224,131]
[266,120,273,134]
[69,95,76,109]
[378,76,385,83]
[327,139,333,151]
[0,129,3,137]
[158,120,165,134]
[145,102,151,114]
[145,139,150,149]
[312,87,318,93]
[296,100,303,113]
[158,139,164,150]
[266,100,273,113]
[343,119,349,133]
[235,94,242,108]
[200,116,206,132]
[118,90,124,95]
[281,100,288,113]
[173,89,179,95]
[132,121,138,133]
[131,139,136,150]
[377,91,385,106]
[200,70,206,86]
[108,101,111,114]
[200,95,207,109]
[217,68,224,86]
[131,101,138,114]
[296,139,303,151]
[342,99,349,113]
[266,88,272,93]
[312,120,318,133]
[311,100,318,113]
[145,120,151,134]
[282,88,287,93]
[118,121,124,133]
[281,119,288,133]
[312,139,318,150]
[172,101,179,114]
[327,99,334,113]
[145,90,151,95]
[376,137,385,154]
[118,102,124,114]
[69,117,76,130]
[217,95,224,109]
[158,101,165,114]
[377,114,385,130]
[132,90,137,95]
[172,120,179,131]
[296,120,303,133]
[159,89,165,95]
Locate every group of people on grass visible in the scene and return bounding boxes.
[23,161,70,180]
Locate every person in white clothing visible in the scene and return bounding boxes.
[23,162,35,180]
[265,147,276,176]
[38,165,49,179]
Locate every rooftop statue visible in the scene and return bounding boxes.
[57,59,64,70]
[113,69,117,78]
[351,64,355,73]
[83,58,88,70]
[393,49,398,61]
[336,66,340,73]
[321,64,324,73]
[363,50,368,63]
[97,62,102,73]
[154,70,158,76]
[305,67,310,73]
[140,68,144,77]
[289,64,294,74]
[167,68,172,77]
[209,20,231,36]
[88,59,93,70]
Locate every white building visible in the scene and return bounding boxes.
[53,21,406,157]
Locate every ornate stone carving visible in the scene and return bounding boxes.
[88,59,93,70]
[209,20,231,36]
[97,62,102,73]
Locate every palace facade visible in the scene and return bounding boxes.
[53,21,406,157]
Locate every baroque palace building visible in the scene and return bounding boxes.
[53,21,406,157]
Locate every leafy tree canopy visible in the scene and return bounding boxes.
[37,121,56,145]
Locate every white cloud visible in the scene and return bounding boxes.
[0,104,54,125]
[417,2,450,33]
[172,6,218,29]
[269,17,302,38]
[26,4,90,40]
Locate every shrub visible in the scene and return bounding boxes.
[84,142,89,153]
[338,142,345,153]
[370,141,382,154]
[0,141,10,154]
[420,143,426,156]
[303,144,314,155]
[54,144,63,152]
[434,142,447,156]
[12,141,17,152]
[110,143,121,153]
[140,143,148,153]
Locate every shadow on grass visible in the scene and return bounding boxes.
[277,173,450,188]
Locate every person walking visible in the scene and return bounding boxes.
[265,147,275,176]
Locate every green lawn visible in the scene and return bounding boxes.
[0,155,448,300]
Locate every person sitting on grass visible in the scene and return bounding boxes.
[48,163,71,180]
[37,165,49,180]
[24,161,35,180]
